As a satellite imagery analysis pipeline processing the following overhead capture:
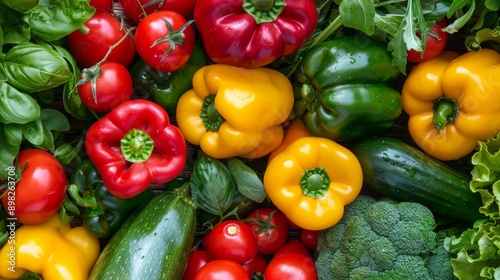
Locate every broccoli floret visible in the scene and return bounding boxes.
[315,195,456,280]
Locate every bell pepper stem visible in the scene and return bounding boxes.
[200,94,225,131]
[242,0,286,24]
[120,129,155,163]
[300,168,331,198]
[68,184,98,209]
[433,98,458,131]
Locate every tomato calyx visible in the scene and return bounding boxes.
[152,17,194,61]
[243,210,279,239]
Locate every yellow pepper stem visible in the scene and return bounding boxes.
[300,167,331,198]
[433,98,458,131]
[200,94,225,131]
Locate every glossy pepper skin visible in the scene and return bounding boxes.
[68,159,156,238]
[193,0,317,68]
[403,50,500,161]
[85,99,187,199]
[0,214,100,280]
[130,44,207,116]
[176,64,294,159]
[263,136,363,230]
[294,35,402,142]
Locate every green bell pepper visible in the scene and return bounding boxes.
[67,159,156,238]
[131,44,207,116]
[293,35,403,142]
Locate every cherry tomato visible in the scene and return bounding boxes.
[134,10,195,72]
[274,239,312,259]
[118,0,196,24]
[242,254,267,277]
[300,229,319,250]
[283,213,300,229]
[407,19,449,63]
[1,149,67,225]
[67,10,136,68]
[264,252,318,280]
[77,61,133,112]
[183,250,212,280]
[245,208,289,255]
[205,220,258,265]
[89,0,113,11]
[194,259,249,280]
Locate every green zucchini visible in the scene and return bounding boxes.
[88,184,197,280]
[350,137,485,221]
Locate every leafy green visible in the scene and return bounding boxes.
[0,125,19,180]
[226,158,266,203]
[0,81,40,124]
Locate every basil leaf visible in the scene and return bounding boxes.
[485,0,500,11]
[339,0,376,35]
[24,0,95,42]
[190,151,235,216]
[0,81,40,124]
[226,158,266,203]
[0,3,30,45]
[0,125,19,180]
[41,108,70,131]
[3,123,23,145]
[1,0,39,13]
[3,42,72,93]
[33,126,55,150]
[22,118,44,146]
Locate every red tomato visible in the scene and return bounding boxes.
[118,0,196,24]
[283,212,300,229]
[264,252,318,280]
[77,61,133,112]
[407,19,449,63]
[242,254,267,277]
[245,208,289,255]
[89,0,113,11]
[1,149,67,225]
[300,229,319,250]
[67,10,136,68]
[205,220,258,265]
[274,239,312,259]
[183,250,212,280]
[194,260,249,280]
[134,10,195,72]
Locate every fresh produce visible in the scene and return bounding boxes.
[193,259,250,280]
[1,149,67,225]
[267,118,311,163]
[293,35,402,142]
[265,252,318,280]
[67,159,156,238]
[264,136,363,230]
[193,0,318,68]
[85,99,187,199]
[350,136,485,221]
[242,254,267,277]
[118,0,196,24]
[402,49,500,161]
[315,195,455,280]
[274,239,313,259]
[88,184,197,280]
[0,214,100,280]
[176,64,294,159]
[183,250,212,280]
[407,19,449,63]
[300,229,319,250]
[244,207,289,255]
[134,10,195,72]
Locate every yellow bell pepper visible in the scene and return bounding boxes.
[176,64,294,159]
[0,214,100,280]
[402,49,500,161]
[263,136,363,230]
[267,118,311,163]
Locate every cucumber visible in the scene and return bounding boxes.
[350,137,485,221]
[88,184,197,280]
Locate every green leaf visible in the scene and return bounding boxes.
[0,125,20,180]
[226,158,267,203]
[339,0,376,35]
[3,42,72,93]
[40,109,70,131]
[22,118,44,146]
[3,123,23,146]
[374,13,402,36]
[445,0,476,33]
[485,0,500,11]
[25,0,95,42]
[387,24,408,75]
[1,0,39,13]
[0,2,30,45]
[0,81,40,124]
[33,126,55,150]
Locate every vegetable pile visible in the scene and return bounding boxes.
[0,0,500,279]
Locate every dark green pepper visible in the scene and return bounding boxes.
[131,44,207,116]
[293,35,403,142]
[68,159,156,238]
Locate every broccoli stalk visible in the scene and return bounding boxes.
[315,195,456,280]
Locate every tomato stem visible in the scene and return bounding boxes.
[151,18,194,62]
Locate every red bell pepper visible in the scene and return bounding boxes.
[193,0,318,69]
[85,99,187,199]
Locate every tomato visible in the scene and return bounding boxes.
[194,260,249,280]
[283,213,300,229]
[242,254,267,277]
[245,208,289,255]
[205,220,258,265]
[134,10,195,72]
[264,252,318,280]
[274,239,312,259]
[300,229,319,250]
[118,0,196,25]
[89,0,113,11]
[67,10,136,68]
[183,250,212,280]
[77,61,133,112]
[407,19,449,63]
[1,149,67,225]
